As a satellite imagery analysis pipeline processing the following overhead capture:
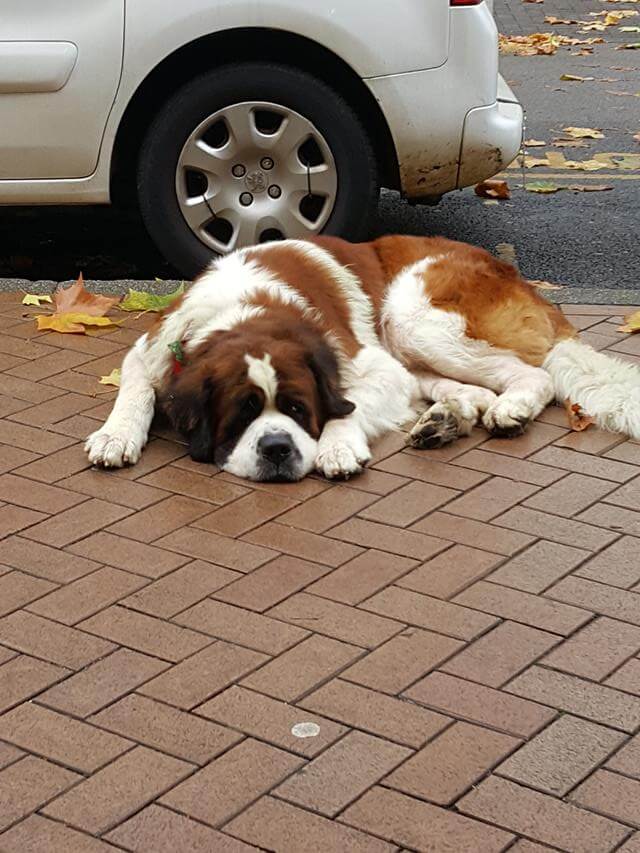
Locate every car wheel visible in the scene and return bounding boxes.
[137,62,379,278]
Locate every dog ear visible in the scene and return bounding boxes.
[306,339,355,422]
[162,369,216,463]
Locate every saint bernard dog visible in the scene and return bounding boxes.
[86,235,640,481]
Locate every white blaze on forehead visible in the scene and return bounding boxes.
[245,353,278,407]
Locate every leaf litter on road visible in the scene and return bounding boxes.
[35,272,120,335]
[562,127,605,139]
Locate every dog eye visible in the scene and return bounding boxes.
[282,399,306,420]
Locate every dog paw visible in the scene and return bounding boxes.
[85,428,144,468]
[483,399,531,438]
[315,442,370,480]
[408,403,461,449]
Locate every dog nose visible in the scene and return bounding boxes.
[259,432,293,465]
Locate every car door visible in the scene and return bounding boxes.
[0,0,124,179]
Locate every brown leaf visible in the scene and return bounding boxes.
[545,15,576,24]
[53,273,120,317]
[524,138,547,147]
[524,155,551,168]
[568,184,613,191]
[564,399,595,431]
[36,313,119,335]
[618,309,640,333]
[475,180,510,200]
[528,279,564,290]
[552,138,589,148]
[562,126,605,138]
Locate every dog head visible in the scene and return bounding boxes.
[162,313,354,481]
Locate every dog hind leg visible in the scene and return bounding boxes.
[409,374,497,449]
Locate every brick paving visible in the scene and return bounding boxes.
[1,292,640,850]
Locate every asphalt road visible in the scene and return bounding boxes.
[0,0,638,302]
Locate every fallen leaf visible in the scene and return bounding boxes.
[560,74,595,81]
[564,159,610,171]
[545,15,576,24]
[524,155,551,168]
[564,399,595,431]
[36,314,119,334]
[499,33,603,56]
[620,25,640,31]
[98,368,121,388]
[483,199,500,206]
[616,41,640,48]
[53,273,120,316]
[634,132,640,143]
[119,283,185,313]
[524,138,547,147]
[22,293,52,306]
[523,0,544,4]
[475,180,510,200]
[529,279,565,289]
[571,48,595,55]
[525,182,565,193]
[562,126,605,138]
[552,138,589,147]
[618,309,640,333]
[568,184,613,191]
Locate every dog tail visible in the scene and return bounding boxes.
[544,337,640,439]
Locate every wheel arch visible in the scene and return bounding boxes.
[109,27,399,206]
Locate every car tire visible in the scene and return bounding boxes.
[137,61,379,278]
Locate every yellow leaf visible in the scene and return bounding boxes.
[53,273,120,317]
[620,25,640,31]
[36,313,119,334]
[552,138,588,148]
[528,279,565,290]
[562,126,605,138]
[568,184,613,192]
[563,399,595,431]
[564,159,610,171]
[22,293,53,306]
[98,368,121,388]
[523,155,551,168]
[474,179,511,199]
[524,138,547,147]
[616,41,640,48]
[545,15,576,24]
[560,74,595,81]
[526,182,565,193]
[618,309,640,333]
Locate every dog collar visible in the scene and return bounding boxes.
[168,340,186,375]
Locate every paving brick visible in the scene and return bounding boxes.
[123,560,239,617]
[245,521,363,566]
[0,473,86,513]
[107,495,211,543]
[11,392,98,428]
[406,671,555,738]
[604,477,640,515]
[619,836,640,853]
[0,654,68,713]
[160,738,301,827]
[328,516,450,561]
[362,585,498,640]
[91,693,241,765]
[452,448,565,486]
[12,443,91,483]
[213,555,328,612]
[481,421,568,458]
[555,428,626,455]
[199,685,348,757]
[193,490,297,537]
[488,540,590,593]
[571,769,640,828]
[578,537,640,589]
[498,715,626,796]
[59,469,167,509]
[358,481,459,527]
[397,545,503,599]
[606,441,640,466]
[28,566,146,625]
[0,571,56,617]
[606,658,640,694]
[507,665,640,732]
[0,814,117,852]
[547,576,640,626]
[218,470,329,501]
[340,786,514,852]
[105,805,256,852]
[277,484,378,532]
[68,531,189,578]
[494,506,618,551]
[80,605,211,662]
[607,733,640,779]
[413,511,534,555]
[278,730,410,816]
[23,498,131,548]
[0,742,22,770]
[242,634,361,702]
[375,451,489,489]
[531,446,638,482]
[544,617,640,681]
[524,472,618,518]
[458,775,629,853]
[156,526,279,572]
[299,679,450,748]
[442,621,559,688]
[0,756,80,832]
[346,466,411,495]
[0,703,131,773]
[0,374,63,404]
[0,610,115,669]
[42,746,192,835]
[269,592,402,648]
[0,505,46,538]
[226,796,395,853]
[139,640,267,708]
[138,465,249,504]
[0,418,75,454]
[454,581,592,635]
[578,503,640,536]
[102,438,186,481]
[305,549,417,605]
[38,648,168,718]
[445,477,539,522]
[342,628,463,694]
[174,598,308,655]
[0,446,39,475]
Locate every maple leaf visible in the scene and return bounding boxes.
[53,273,120,316]
[22,293,52,306]
[564,399,595,431]
[526,182,565,193]
[98,368,121,388]
[119,283,185,313]
[618,309,640,334]
[562,126,605,139]
[474,180,510,200]
[35,314,119,334]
